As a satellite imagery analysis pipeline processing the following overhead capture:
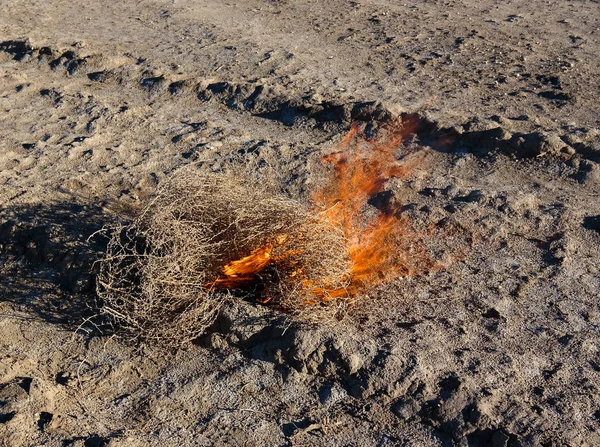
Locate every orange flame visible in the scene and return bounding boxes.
[312,121,428,299]
[209,118,433,301]
[208,245,274,289]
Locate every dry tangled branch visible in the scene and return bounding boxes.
[96,166,352,346]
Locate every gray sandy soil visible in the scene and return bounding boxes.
[1,0,600,446]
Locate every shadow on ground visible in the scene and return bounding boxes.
[0,201,115,334]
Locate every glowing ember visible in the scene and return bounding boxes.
[206,234,291,289]
[209,118,432,300]
[208,245,274,288]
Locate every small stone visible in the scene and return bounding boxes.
[392,399,419,420]
[319,382,348,406]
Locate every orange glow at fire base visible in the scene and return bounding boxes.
[209,245,275,289]
[208,119,432,300]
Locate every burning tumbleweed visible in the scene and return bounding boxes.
[96,169,352,345]
[97,120,441,345]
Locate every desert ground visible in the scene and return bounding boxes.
[1,0,600,446]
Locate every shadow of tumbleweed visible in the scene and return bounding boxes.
[0,201,116,336]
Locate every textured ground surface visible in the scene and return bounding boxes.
[1,1,600,446]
